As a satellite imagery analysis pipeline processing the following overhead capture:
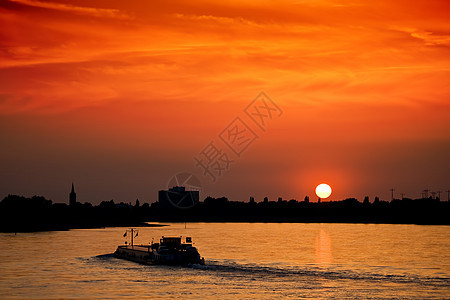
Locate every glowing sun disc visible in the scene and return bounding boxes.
[316,183,332,198]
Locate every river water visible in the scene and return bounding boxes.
[0,223,449,299]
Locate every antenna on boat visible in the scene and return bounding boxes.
[123,228,138,248]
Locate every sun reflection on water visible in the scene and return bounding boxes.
[315,229,333,265]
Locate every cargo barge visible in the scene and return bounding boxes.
[114,229,205,265]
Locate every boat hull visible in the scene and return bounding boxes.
[114,245,204,265]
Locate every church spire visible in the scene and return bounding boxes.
[69,182,77,206]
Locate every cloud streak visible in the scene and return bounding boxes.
[7,0,132,19]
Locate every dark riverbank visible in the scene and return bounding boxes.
[151,197,450,226]
[0,195,165,233]
[1,195,449,232]
[0,222,167,233]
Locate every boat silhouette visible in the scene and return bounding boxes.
[114,229,205,265]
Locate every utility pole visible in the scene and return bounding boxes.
[422,189,429,199]
[390,188,395,201]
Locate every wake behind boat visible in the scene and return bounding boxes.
[114,229,205,265]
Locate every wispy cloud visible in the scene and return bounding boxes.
[410,30,450,46]
[1,0,450,115]
[7,0,132,20]
[391,26,450,46]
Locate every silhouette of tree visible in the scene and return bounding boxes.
[363,196,370,205]
[1,190,449,232]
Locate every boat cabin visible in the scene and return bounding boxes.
[159,236,193,249]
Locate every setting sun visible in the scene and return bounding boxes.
[316,183,332,199]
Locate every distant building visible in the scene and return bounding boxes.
[69,183,77,206]
[158,186,199,209]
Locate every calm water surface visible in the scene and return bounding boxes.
[0,223,449,299]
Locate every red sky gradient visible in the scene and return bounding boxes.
[1,0,449,204]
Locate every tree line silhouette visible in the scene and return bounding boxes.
[154,195,449,224]
[0,195,150,232]
[0,194,448,232]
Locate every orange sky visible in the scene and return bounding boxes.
[1,0,449,204]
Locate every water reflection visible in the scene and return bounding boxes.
[315,229,332,264]
[1,224,448,299]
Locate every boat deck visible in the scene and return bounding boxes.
[118,245,152,253]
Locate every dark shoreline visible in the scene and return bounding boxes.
[0,222,168,233]
[148,218,450,226]
[2,219,448,234]
[1,194,448,233]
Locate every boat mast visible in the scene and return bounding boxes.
[131,228,134,247]
[125,228,138,248]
